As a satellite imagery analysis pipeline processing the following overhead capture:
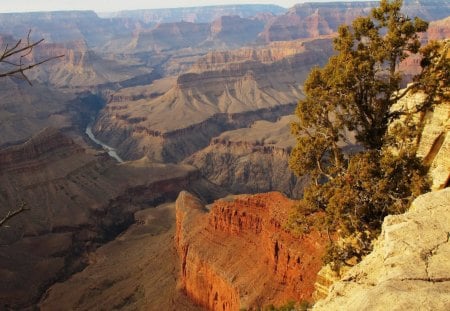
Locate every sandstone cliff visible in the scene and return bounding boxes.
[391,89,450,190]
[315,84,450,310]
[175,191,328,310]
[313,188,450,311]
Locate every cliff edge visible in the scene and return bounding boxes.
[313,188,450,311]
[175,191,328,310]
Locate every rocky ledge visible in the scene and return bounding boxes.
[313,188,450,311]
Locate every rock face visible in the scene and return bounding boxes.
[0,128,203,309]
[423,16,450,41]
[93,37,334,162]
[175,191,328,310]
[185,116,307,198]
[27,40,153,88]
[417,99,450,190]
[313,188,450,311]
[393,89,450,191]
[0,78,80,144]
[132,22,211,52]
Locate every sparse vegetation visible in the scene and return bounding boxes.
[289,0,449,270]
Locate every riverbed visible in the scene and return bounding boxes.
[85,125,124,163]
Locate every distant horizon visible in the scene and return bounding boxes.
[0,0,371,14]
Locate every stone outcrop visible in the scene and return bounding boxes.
[313,188,450,311]
[417,100,450,190]
[392,89,450,191]
[175,191,328,310]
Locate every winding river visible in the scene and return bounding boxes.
[85,125,124,163]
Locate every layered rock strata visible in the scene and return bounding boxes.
[185,116,307,198]
[93,38,334,162]
[175,191,328,310]
[313,188,450,311]
[0,128,201,309]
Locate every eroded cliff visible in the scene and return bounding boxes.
[175,191,328,310]
[184,116,307,198]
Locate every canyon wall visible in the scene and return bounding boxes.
[39,203,202,311]
[101,4,286,23]
[175,191,328,310]
[185,116,307,198]
[0,128,205,309]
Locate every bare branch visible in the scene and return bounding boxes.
[0,30,64,85]
[0,201,29,227]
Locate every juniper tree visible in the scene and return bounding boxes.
[289,0,447,269]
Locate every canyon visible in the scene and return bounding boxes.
[92,37,334,163]
[0,127,220,308]
[0,2,449,310]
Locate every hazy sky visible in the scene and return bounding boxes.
[0,0,368,13]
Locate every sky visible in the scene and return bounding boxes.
[0,0,367,13]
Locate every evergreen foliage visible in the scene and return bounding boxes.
[289,0,448,269]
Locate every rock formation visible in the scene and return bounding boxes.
[93,37,334,162]
[0,78,79,144]
[312,188,450,311]
[392,89,450,191]
[417,99,450,190]
[314,77,450,310]
[185,116,307,198]
[175,191,328,310]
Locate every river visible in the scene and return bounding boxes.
[85,125,124,163]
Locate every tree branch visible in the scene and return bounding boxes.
[0,30,64,85]
[0,202,29,227]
